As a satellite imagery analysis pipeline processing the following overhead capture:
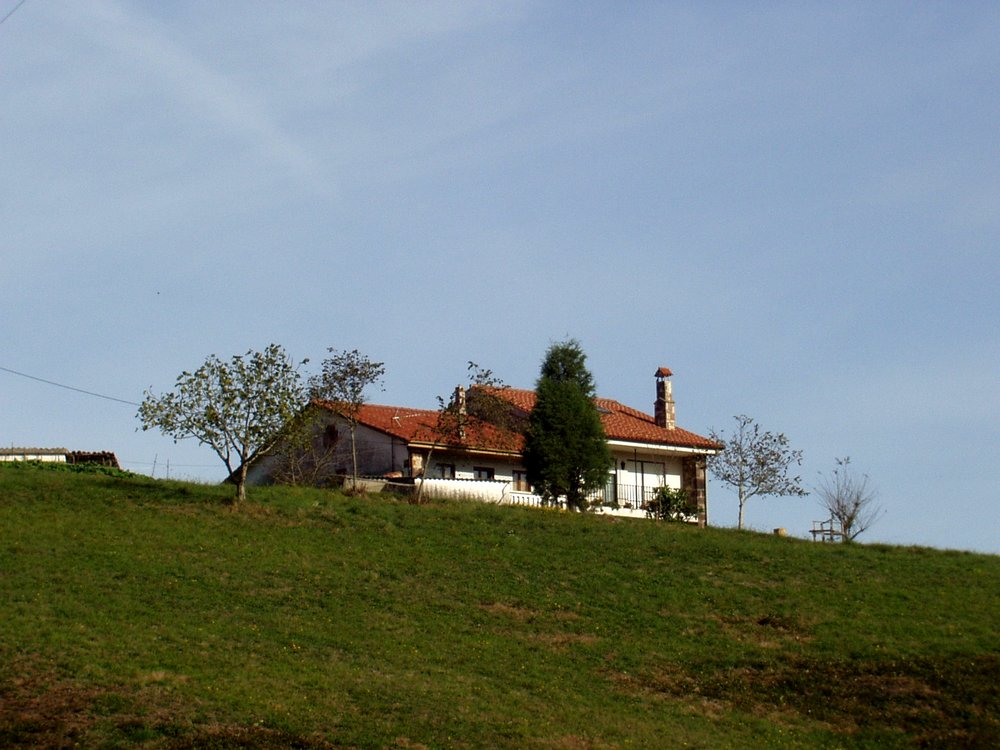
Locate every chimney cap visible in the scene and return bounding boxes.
[655,367,673,378]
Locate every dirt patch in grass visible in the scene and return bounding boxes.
[481,602,596,652]
[136,670,191,687]
[0,668,107,749]
[540,733,613,749]
[530,632,601,651]
[611,653,1000,746]
[480,602,581,625]
[168,725,342,749]
[713,611,815,648]
[0,664,340,750]
[479,602,540,621]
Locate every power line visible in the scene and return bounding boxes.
[0,365,140,406]
[0,0,29,26]
[121,459,219,469]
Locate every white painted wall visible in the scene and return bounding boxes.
[247,409,704,522]
[422,447,689,511]
[428,457,521,482]
[245,412,408,486]
[417,477,508,502]
[0,451,67,463]
[611,451,683,488]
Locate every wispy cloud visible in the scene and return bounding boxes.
[77,0,326,194]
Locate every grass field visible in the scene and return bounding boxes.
[1,461,998,748]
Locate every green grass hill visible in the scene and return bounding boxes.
[2,462,998,748]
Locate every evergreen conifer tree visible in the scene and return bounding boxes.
[523,340,612,510]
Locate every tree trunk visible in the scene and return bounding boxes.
[349,422,359,493]
[414,447,435,505]
[737,484,746,529]
[234,464,248,506]
[567,478,582,511]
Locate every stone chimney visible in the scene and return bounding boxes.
[654,367,676,429]
[454,385,467,440]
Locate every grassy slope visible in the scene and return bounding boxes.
[1,463,998,749]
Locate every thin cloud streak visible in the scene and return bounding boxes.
[80,0,329,196]
[2,3,998,552]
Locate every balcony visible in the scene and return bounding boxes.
[506,481,674,514]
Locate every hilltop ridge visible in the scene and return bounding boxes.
[2,463,998,748]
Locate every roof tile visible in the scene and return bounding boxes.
[484,387,719,450]
[314,400,524,453]
[321,386,720,453]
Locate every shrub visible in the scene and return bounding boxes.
[645,486,696,522]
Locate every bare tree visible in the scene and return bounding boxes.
[414,362,514,504]
[815,457,883,542]
[708,414,807,529]
[309,349,385,492]
[267,407,340,487]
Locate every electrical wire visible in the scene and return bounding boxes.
[121,459,219,469]
[0,0,28,26]
[0,365,402,467]
[0,365,140,406]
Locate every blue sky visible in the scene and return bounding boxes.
[3,2,998,553]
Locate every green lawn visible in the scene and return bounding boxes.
[2,461,998,748]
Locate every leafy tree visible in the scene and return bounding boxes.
[138,344,306,505]
[308,348,385,491]
[523,339,612,511]
[708,414,807,529]
[815,457,883,542]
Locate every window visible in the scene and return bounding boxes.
[322,425,339,448]
[512,470,530,492]
[437,463,456,479]
[473,466,495,480]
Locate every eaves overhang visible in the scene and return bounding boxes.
[406,441,522,459]
[606,439,720,457]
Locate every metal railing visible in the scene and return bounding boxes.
[606,482,669,511]
[506,482,672,512]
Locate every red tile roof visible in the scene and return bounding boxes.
[316,385,720,454]
[481,387,721,451]
[318,388,722,453]
[313,400,524,454]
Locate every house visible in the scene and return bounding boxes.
[0,447,71,463]
[0,448,121,468]
[246,368,721,524]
